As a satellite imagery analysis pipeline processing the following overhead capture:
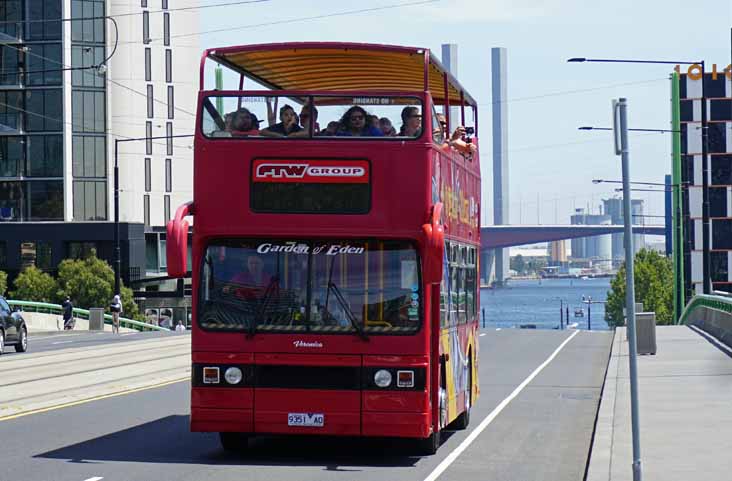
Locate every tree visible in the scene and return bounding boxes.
[10,266,57,302]
[510,254,526,274]
[605,248,673,328]
[56,254,140,320]
[0,271,7,296]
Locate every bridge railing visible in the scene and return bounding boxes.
[7,300,169,332]
[679,294,732,348]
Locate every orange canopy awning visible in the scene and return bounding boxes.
[206,42,476,107]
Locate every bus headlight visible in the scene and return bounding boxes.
[224,367,243,385]
[374,369,392,388]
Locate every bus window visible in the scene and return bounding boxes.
[201,94,423,140]
[198,239,421,334]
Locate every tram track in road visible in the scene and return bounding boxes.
[0,342,190,387]
[0,335,191,421]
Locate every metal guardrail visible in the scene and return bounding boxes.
[6,300,169,332]
[679,294,732,325]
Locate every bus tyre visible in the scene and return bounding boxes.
[15,326,27,352]
[416,431,440,456]
[453,359,472,430]
[219,432,249,453]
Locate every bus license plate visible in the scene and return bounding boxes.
[287,413,324,427]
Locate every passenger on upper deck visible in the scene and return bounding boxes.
[399,106,422,137]
[228,108,261,136]
[336,106,383,137]
[261,104,304,137]
[319,121,340,136]
[436,113,477,155]
[379,117,397,136]
[293,103,320,136]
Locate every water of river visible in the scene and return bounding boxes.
[479,277,612,330]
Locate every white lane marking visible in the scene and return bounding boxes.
[423,330,580,481]
[479,333,486,337]
[120,333,138,336]
[496,328,502,331]
[51,340,74,345]
[83,477,104,481]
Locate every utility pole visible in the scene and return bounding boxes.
[615,97,643,481]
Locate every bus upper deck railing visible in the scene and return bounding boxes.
[6,300,169,332]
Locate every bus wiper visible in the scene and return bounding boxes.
[328,281,368,341]
[249,276,279,338]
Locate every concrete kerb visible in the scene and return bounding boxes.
[586,328,621,481]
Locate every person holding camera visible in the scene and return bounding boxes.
[437,113,477,155]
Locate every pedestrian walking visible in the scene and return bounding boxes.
[110,294,122,334]
[62,296,74,330]
[175,320,186,332]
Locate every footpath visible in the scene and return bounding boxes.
[587,325,732,480]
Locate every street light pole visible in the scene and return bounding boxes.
[114,139,120,296]
[112,134,194,297]
[617,98,643,481]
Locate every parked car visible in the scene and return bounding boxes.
[0,296,28,354]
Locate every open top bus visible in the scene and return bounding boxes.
[167,42,481,455]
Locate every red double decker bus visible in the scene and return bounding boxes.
[167,42,481,454]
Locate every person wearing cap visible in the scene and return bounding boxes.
[261,104,304,137]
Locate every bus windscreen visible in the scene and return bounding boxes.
[201,95,423,140]
[198,239,421,334]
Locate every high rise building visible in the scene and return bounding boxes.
[548,239,567,265]
[0,1,199,285]
[602,197,645,262]
[679,72,732,296]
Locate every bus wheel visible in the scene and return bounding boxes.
[453,359,472,430]
[416,431,441,456]
[219,432,249,453]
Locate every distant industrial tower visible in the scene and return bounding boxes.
[603,198,645,262]
[491,47,509,285]
[570,208,612,271]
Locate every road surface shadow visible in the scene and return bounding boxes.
[36,415,454,468]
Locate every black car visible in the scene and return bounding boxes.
[0,296,28,354]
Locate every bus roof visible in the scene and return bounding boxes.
[204,42,477,107]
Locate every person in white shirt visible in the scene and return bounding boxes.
[175,321,186,332]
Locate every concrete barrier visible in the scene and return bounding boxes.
[22,312,135,333]
[680,294,732,349]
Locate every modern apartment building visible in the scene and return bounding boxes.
[0,1,198,289]
[679,72,732,295]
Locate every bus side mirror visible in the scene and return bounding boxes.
[167,202,194,278]
[422,203,444,284]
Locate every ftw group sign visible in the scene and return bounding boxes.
[253,159,369,184]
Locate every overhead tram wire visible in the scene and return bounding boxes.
[0,100,194,150]
[0,34,196,118]
[483,77,668,107]
[117,0,441,45]
[0,16,119,78]
[0,0,273,25]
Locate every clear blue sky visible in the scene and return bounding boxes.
[199,0,732,226]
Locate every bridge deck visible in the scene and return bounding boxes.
[587,325,732,481]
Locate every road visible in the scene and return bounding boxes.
[5,330,180,355]
[0,329,612,481]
